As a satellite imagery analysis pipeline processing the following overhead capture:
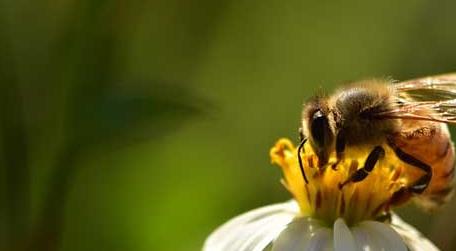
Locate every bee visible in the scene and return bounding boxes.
[298,73,456,211]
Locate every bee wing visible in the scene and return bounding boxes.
[373,73,456,124]
[394,73,456,101]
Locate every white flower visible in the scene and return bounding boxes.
[203,200,439,251]
[204,138,442,251]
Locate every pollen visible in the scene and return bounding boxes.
[270,138,412,226]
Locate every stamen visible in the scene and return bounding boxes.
[339,193,345,215]
[315,190,322,210]
[270,138,413,225]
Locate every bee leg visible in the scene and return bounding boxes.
[387,139,432,194]
[331,131,346,170]
[387,186,413,209]
[297,137,309,184]
[339,146,385,189]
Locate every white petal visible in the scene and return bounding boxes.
[390,213,440,251]
[272,217,331,251]
[354,221,407,251]
[304,228,333,251]
[203,200,299,251]
[351,225,380,251]
[333,218,361,251]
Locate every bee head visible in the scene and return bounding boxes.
[301,98,335,166]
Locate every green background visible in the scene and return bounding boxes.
[1,0,456,250]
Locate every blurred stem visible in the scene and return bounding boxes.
[0,84,30,250]
[30,143,80,251]
[0,8,30,248]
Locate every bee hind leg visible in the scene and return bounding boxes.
[385,139,432,209]
[387,172,432,208]
[387,139,432,194]
[339,145,385,189]
[387,186,413,209]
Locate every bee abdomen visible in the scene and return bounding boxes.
[393,121,455,211]
[417,141,455,211]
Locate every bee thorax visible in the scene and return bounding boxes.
[333,84,398,145]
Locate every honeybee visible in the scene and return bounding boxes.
[298,73,456,211]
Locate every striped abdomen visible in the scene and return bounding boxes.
[392,120,455,211]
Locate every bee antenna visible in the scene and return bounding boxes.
[297,138,309,184]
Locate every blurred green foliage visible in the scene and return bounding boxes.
[1,0,456,251]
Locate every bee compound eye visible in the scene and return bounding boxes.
[311,110,329,147]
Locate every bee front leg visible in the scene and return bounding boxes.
[297,137,309,184]
[297,127,310,184]
[387,139,432,194]
[339,146,385,189]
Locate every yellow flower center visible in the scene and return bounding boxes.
[270,138,414,226]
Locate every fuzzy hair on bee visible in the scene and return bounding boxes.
[298,74,456,211]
